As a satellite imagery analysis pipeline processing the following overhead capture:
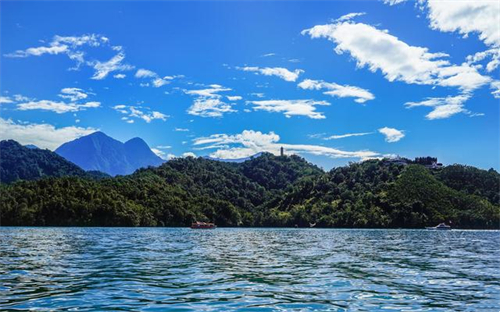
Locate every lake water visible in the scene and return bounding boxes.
[0,228,499,311]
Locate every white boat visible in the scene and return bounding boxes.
[426,223,451,230]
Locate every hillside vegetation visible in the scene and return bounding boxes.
[0,140,107,184]
[1,152,499,228]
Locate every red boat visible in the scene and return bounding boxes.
[190,221,217,229]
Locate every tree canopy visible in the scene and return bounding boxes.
[1,149,499,228]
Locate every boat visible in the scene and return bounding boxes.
[426,223,451,230]
[190,221,217,229]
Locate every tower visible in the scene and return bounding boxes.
[280,146,284,157]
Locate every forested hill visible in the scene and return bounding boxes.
[0,140,108,184]
[0,152,499,228]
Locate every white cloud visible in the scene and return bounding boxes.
[113,105,168,123]
[405,93,471,120]
[193,130,380,160]
[134,68,176,87]
[227,95,242,101]
[4,34,129,73]
[90,53,134,80]
[156,145,172,149]
[184,84,232,98]
[187,98,236,117]
[182,152,196,158]
[4,34,107,58]
[378,127,405,143]
[302,19,491,91]
[238,66,304,82]
[17,100,101,114]
[58,87,90,102]
[251,92,265,98]
[135,69,157,78]
[386,1,500,81]
[383,0,409,5]
[151,148,171,160]
[184,84,238,118]
[5,45,69,58]
[0,96,14,104]
[13,94,31,102]
[0,117,97,150]
[424,1,500,49]
[261,53,276,57]
[248,99,330,119]
[298,79,375,103]
[491,81,500,99]
[423,0,500,77]
[174,128,189,132]
[336,12,366,22]
[114,74,126,79]
[325,132,373,140]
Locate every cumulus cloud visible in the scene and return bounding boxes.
[113,105,168,123]
[324,132,373,140]
[405,93,472,120]
[302,19,491,92]
[423,0,500,92]
[424,1,499,49]
[248,99,330,119]
[298,79,375,103]
[238,66,304,82]
[17,100,100,114]
[0,117,97,150]
[386,0,500,94]
[193,130,380,160]
[184,84,238,118]
[378,127,405,143]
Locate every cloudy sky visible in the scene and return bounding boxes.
[1,0,499,170]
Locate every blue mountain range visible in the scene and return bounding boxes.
[55,131,164,176]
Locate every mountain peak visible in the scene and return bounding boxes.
[55,132,164,176]
[125,137,148,147]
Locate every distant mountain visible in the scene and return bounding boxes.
[55,132,164,176]
[24,144,39,149]
[0,140,105,184]
[204,152,264,163]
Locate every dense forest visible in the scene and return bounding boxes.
[0,140,108,183]
[1,146,499,228]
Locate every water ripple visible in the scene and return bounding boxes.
[0,228,499,311]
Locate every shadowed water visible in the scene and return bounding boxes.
[0,228,499,311]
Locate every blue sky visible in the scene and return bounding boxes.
[1,0,499,170]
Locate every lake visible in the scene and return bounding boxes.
[0,228,499,311]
